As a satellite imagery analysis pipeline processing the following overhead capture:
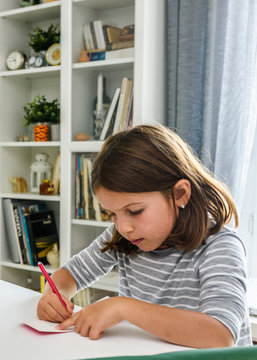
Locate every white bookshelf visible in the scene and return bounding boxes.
[0,0,166,296]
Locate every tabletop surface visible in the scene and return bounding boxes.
[0,280,191,360]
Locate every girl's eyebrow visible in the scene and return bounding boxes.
[99,202,144,213]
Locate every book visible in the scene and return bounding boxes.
[113,77,128,134]
[104,25,121,44]
[100,88,121,140]
[25,210,59,265]
[3,199,22,263]
[17,201,47,265]
[82,155,89,220]
[93,20,106,50]
[113,78,133,134]
[119,25,135,42]
[86,158,101,221]
[89,21,98,49]
[52,153,60,194]
[87,50,105,61]
[83,24,94,51]
[106,47,134,60]
[13,205,27,264]
[118,79,133,131]
[107,39,134,51]
[123,86,134,130]
[3,199,47,264]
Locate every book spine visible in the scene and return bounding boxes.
[3,199,20,263]
[17,206,31,265]
[89,21,98,49]
[86,158,101,221]
[118,79,133,130]
[13,206,27,264]
[100,87,121,140]
[18,206,34,265]
[25,214,39,266]
[113,77,128,134]
[40,274,46,293]
[107,39,134,51]
[83,24,93,51]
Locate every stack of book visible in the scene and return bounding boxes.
[100,77,133,141]
[82,21,134,61]
[3,199,59,266]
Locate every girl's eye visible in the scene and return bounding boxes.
[129,209,143,216]
[100,208,113,221]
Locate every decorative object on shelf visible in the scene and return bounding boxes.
[50,123,60,141]
[30,153,52,193]
[9,177,28,193]
[6,50,26,71]
[74,133,92,141]
[46,43,61,66]
[28,24,60,53]
[93,73,110,139]
[23,95,60,141]
[39,179,54,195]
[46,242,60,267]
[33,123,49,141]
[16,134,30,142]
[25,52,47,69]
[78,49,90,63]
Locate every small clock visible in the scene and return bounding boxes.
[6,50,26,70]
[46,43,61,66]
[35,55,44,67]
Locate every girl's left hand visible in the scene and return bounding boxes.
[56,297,123,339]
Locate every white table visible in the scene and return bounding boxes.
[0,280,190,360]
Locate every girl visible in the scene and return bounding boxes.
[37,124,251,348]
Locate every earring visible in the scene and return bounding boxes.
[180,204,185,209]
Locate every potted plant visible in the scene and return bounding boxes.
[28,24,60,53]
[23,95,60,141]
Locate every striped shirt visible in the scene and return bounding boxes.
[63,224,252,346]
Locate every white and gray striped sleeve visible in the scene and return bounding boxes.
[198,232,247,343]
[62,225,118,290]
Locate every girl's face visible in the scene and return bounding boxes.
[96,186,177,252]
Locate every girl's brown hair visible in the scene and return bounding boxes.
[91,124,238,254]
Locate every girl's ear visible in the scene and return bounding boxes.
[173,179,191,208]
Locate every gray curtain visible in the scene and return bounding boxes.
[167,0,257,213]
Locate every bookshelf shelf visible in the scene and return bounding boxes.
[1,260,57,274]
[73,0,134,11]
[0,193,60,202]
[0,142,60,148]
[0,1,61,22]
[69,140,104,153]
[73,58,134,72]
[72,219,111,227]
[0,0,166,297]
[0,66,61,80]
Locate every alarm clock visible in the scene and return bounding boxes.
[6,50,26,70]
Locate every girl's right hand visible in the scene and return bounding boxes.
[37,292,74,323]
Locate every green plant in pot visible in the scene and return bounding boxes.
[28,24,60,52]
[23,95,60,141]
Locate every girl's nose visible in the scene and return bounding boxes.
[115,217,133,236]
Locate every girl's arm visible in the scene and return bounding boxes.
[57,296,234,348]
[37,268,78,323]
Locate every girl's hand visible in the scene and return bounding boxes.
[56,297,123,339]
[37,292,74,323]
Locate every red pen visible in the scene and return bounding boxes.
[38,262,67,309]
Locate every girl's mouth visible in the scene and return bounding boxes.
[131,238,144,245]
